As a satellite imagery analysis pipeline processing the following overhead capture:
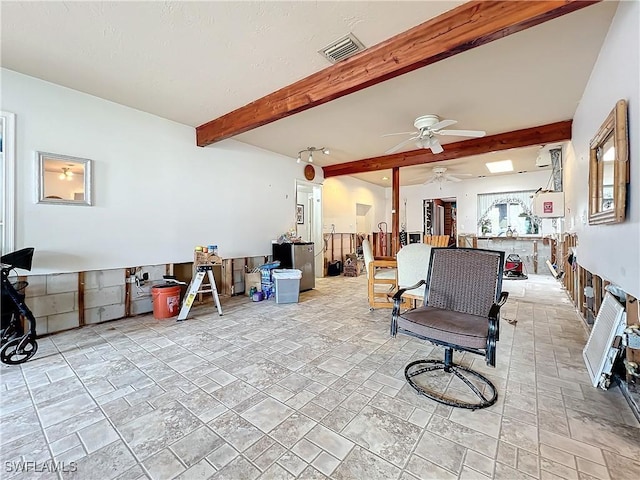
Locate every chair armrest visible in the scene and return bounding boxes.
[371,260,397,268]
[497,291,509,307]
[366,259,396,277]
[392,280,426,302]
[374,255,396,261]
[489,291,509,318]
[391,279,426,336]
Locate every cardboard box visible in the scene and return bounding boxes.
[244,272,261,296]
[194,252,221,265]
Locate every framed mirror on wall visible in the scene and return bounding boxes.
[588,100,629,225]
[36,152,93,206]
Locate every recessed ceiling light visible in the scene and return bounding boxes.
[382,176,389,180]
[485,160,513,173]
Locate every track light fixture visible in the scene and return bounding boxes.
[296,147,330,163]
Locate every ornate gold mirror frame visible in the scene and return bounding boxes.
[588,99,629,225]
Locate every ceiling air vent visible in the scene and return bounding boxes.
[319,33,366,64]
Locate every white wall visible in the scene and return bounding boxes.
[2,69,309,274]
[567,1,639,298]
[398,170,554,235]
[322,176,387,233]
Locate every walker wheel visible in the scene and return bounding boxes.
[1,323,22,346]
[1,337,38,365]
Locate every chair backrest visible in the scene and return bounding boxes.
[424,235,450,247]
[424,248,505,316]
[397,243,433,296]
[362,239,374,271]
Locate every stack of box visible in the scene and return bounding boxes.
[259,261,280,299]
[343,254,359,277]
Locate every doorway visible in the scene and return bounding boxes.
[355,203,373,238]
[423,197,457,246]
[296,180,323,277]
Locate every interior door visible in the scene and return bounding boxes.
[434,205,445,235]
[296,180,323,277]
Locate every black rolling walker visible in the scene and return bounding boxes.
[1,248,39,364]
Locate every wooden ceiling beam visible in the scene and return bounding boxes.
[321,120,573,178]
[196,1,598,147]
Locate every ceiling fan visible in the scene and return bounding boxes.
[424,167,472,186]
[383,115,486,154]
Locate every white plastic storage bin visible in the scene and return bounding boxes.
[272,269,302,304]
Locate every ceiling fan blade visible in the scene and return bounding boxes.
[444,174,462,182]
[423,177,436,185]
[430,119,457,131]
[381,131,418,137]
[449,173,473,177]
[385,135,419,154]
[429,137,444,154]
[436,129,486,137]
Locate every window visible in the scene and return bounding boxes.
[1,112,16,254]
[477,190,539,236]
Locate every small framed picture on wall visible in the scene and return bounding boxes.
[296,204,304,224]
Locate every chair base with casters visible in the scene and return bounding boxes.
[391,248,508,410]
[404,347,498,410]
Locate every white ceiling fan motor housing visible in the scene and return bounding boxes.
[414,115,441,130]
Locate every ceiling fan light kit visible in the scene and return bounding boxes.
[384,114,486,155]
[58,167,74,181]
[424,167,473,187]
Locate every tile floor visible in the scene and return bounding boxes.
[1,274,639,480]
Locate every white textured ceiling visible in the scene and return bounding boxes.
[1,1,618,187]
